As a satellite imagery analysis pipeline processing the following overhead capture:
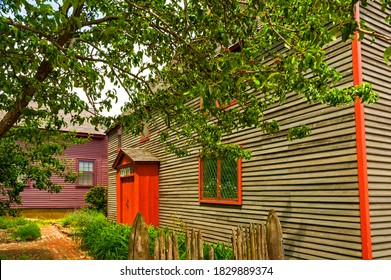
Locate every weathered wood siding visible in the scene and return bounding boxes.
[361,1,391,260]
[19,135,108,209]
[107,37,362,259]
[107,128,119,221]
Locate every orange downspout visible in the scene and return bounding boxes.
[352,2,372,260]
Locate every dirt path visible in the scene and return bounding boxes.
[0,225,91,260]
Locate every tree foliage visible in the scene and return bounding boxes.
[1,1,390,210]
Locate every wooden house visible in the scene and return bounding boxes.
[107,1,391,259]
[17,111,109,218]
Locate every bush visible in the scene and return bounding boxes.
[80,219,131,260]
[59,208,106,229]
[12,223,41,241]
[84,186,107,214]
[0,216,29,229]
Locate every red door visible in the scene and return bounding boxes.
[120,176,136,225]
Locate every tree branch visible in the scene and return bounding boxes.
[357,27,391,42]
[1,19,53,40]
[82,16,121,27]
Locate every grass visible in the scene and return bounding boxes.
[0,254,12,260]
[0,216,29,229]
[0,216,41,242]
[60,208,106,229]
[11,223,41,241]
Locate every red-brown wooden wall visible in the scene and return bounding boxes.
[18,135,108,209]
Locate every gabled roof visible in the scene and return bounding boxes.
[112,148,160,169]
[0,103,105,136]
[60,110,105,135]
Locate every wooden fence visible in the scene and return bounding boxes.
[232,209,284,260]
[128,209,283,260]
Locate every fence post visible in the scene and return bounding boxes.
[159,231,166,260]
[261,224,268,260]
[237,225,243,260]
[250,224,256,260]
[197,230,204,260]
[128,212,150,260]
[173,232,179,260]
[266,209,284,260]
[167,233,173,260]
[209,245,214,260]
[153,236,160,260]
[191,229,198,260]
[232,227,238,260]
[186,230,191,260]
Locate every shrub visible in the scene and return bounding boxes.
[0,216,29,229]
[207,242,234,260]
[80,219,131,260]
[59,208,106,229]
[12,223,41,241]
[84,186,107,214]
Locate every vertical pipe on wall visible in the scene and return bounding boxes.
[352,2,372,260]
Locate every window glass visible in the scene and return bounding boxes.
[140,120,149,141]
[120,166,134,177]
[200,156,241,203]
[202,158,218,198]
[220,157,238,199]
[78,160,94,186]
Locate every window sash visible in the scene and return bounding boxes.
[78,160,94,186]
[200,157,241,203]
[140,120,150,142]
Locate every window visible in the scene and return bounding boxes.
[117,127,122,151]
[77,160,95,186]
[199,156,242,205]
[140,120,150,142]
[120,166,134,177]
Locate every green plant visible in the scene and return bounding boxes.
[19,253,31,260]
[0,254,12,260]
[60,209,106,229]
[80,219,131,260]
[0,216,29,229]
[84,186,108,214]
[207,242,234,260]
[12,223,41,241]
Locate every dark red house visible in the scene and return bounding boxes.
[17,111,108,217]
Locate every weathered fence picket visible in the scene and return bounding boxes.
[231,209,284,260]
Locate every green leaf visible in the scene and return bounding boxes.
[384,46,391,65]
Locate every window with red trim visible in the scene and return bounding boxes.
[117,127,122,151]
[140,120,150,142]
[199,156,242,205]
[77,160,95,187]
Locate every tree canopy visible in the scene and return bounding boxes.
[0,0,390,212]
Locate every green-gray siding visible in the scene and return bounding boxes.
[361,0,391,260]
[107,36,364,259]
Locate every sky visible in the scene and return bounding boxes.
[75,82,128,117]
[1,0,149,118]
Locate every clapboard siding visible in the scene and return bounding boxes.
[107,128,119,221]
[107,35,361,259]
[19,135,108,209]
[361,0,391,260]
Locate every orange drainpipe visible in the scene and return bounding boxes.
[352,2,372,260]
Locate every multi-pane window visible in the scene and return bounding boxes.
[77,160,94,186]
[117,127,122,150]
[120,166,134,177]
[199,156,242,205]
[140,120,150,142]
